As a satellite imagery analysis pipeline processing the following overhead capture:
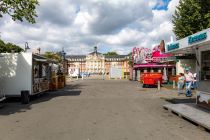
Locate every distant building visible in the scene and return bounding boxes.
[66,47,130,76]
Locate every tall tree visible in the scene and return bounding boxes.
[127,52,133,67]
[44,52,61,62]
[172,0,210,39]
[0,0,39,23]
[103,52,119,56]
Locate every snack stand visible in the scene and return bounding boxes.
[132,41,176,87]
[166,28,210,110]
[0,52,51,104]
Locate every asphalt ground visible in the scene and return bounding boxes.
[0,79,209,140]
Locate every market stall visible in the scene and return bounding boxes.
[132,40,176,86]
[166,28,210,110]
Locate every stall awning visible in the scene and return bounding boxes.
[133,63,175,68]
[33,58,48,62]
[166,28,210,54]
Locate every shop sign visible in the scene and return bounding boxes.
[188,32,207,44]
[167,43,179,51]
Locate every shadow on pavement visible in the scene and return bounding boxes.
[0,84,85,116]
[64,83,87,90]
[165,98,196,104]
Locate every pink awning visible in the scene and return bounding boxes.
[133,63,175,68]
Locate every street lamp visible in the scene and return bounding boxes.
[61,50,66,60]
[25,42,30,52]
[60,48,66,74]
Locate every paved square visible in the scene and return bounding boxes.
[0,80,209,140]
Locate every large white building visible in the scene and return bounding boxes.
[66,47,130,75]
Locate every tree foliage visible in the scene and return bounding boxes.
[172,0,210,39]
[0,39,23,53]
[44,51,61,62]
[0,0,39,23]
[127,52,133,67]
[103,51,119,56]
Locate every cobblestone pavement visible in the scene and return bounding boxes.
[0,80,209,140]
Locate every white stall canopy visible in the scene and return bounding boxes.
[166,28,210,55]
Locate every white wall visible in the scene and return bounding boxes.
[176,59,196,75]
[0,53,32,96]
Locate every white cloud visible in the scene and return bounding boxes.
[0,0,180,55]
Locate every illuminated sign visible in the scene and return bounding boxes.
[188,32,207,44]
[132,47,152,64]
[167,43,179,51]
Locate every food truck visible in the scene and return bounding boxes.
[166,28,210,110]
[0,52,51,104]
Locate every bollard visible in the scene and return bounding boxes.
[158,80,160,90]
[173,80,176,89]
[82,74,84,80]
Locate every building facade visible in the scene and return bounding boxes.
[66,47,130,76]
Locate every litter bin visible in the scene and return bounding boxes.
[58,75,65,89]
[49,76,58,91]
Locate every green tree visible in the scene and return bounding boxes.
[127,52,133,67]
[44,51,61,62]
[0,0,39,23]
[172,0,210,39]
[103,51,119,56]
[0,39,23,53]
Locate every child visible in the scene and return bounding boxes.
[177,73,185,95]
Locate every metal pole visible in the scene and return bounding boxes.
[158,80,160,90]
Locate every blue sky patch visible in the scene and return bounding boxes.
[153,0,171,10]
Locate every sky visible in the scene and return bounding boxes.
[0,0,180,55]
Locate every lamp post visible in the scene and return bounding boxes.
[60,48,66,74]
[25,42,30,52]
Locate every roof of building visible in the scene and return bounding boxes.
[66,54,130,60]
[105,55,129,58]
[66,55,86,59]
[88,51,102,55]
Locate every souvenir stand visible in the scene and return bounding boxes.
[166,28,210,110]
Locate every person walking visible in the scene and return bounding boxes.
[102,70,105,80]
[177,73,185,95]
[185,68,194,97]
